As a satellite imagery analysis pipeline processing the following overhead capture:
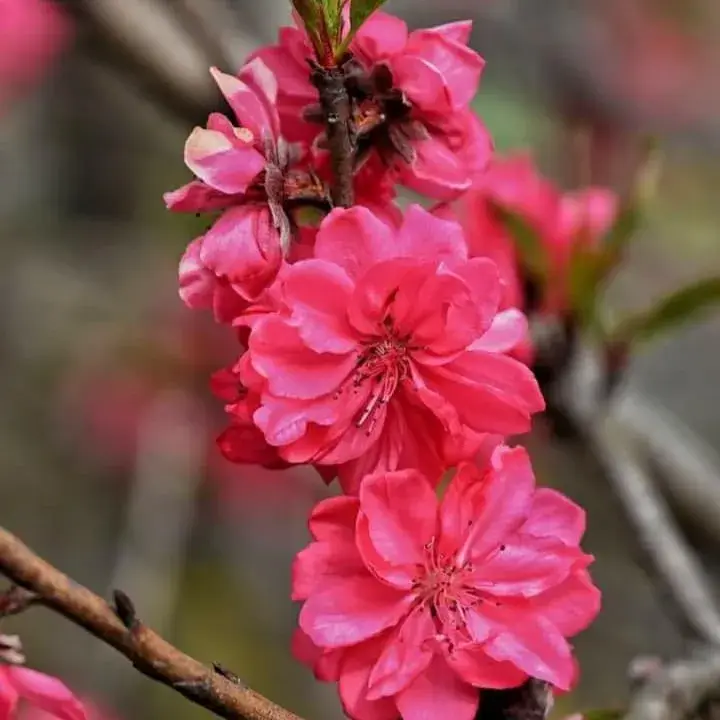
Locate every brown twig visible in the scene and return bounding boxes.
[0,526,303,720]
[310,60,355,208]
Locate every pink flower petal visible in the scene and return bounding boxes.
[456,446,536,564]
[283,260,357,354]
[210,63,277,141]
[8,667,87,720]
[367,606,435,699]
[250,316,356,399]
[467,535,583,597]
[396,204,468,265]
[447,644,528,689]
[315,207,394,279]
[338,638,399,720]
[299,575,413,648]
[200,204,282,302]
[163,180,235,212]
[405,29,485,109]
[484,614,575,691]
[430,20,473,45]
[183,127,265,195]
[356,511,416,590]
[389,54,450,114]
[0,669,19,718]
[522,488,586,546]
[178,236,215,310]
[353,11,408,61]
[292,539,365,601]
[400,132,471,201]
[532,570,602,637]
[309,495,360,542]
[359,469,438,566]
[291,628,346,682]
[470,309,528,354]
[396,655,479,720]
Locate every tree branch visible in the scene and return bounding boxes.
[0,526,303,720]
[310,61,355,208]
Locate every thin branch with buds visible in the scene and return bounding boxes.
[0,526,303,720]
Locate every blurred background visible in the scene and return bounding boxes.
[2,0,720,718]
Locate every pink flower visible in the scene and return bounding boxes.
[292,445,600,720]
[437,155,619,315]
[254,12,491,200]
[0,0,69,111]
[241,204,543,492]
[167,58,327,323]
[0,666,86,720]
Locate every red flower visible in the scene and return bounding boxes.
[292,446,600,720]
[253,11,491,200]
[167,58,325,323]
[0,666,86,720]
[236,204,543,491]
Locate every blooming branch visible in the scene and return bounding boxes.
[0,526,303,720]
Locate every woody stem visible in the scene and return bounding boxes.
[311,61,355,208]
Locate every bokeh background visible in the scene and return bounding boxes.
[2,0,720,718]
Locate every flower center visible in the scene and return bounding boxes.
[351,334,410,434]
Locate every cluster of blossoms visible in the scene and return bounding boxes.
[166,6,602,720]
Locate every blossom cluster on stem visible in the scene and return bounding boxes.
[166,6,603,720]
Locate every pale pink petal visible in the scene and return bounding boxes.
[184,127,265,195]
[250,316,356,399]
[353,11,408,61]
[396,655,478,720]
[405,29,485,109]
[283,260,357,353]
[292,539,365,600]
[299,575,413,648]
[532,570,602,637]
[315,207,395,279]
[309,495,360,542]
[359,469,438,566]
[470,309,528,353]
[367,606,435,699]
[8,667,87,720]
[522,489,586,546]
[456,446,536,564]
[238,57,280,138]
[396,204,468,265]
[400,133,471,201]
[484,615,575,691]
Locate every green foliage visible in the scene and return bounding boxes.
[611,277,720,345]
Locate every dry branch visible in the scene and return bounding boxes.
[0,527,303,720]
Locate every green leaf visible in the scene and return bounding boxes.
[568,242,604,332]
[611,277,720,345]
[291,0,324,54]
[350,0,387,31]
[492,205,548,281]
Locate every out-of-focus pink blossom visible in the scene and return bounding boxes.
[228,204,543,492]
[0,0,70,111]
[293,445,600,720]
[0,666,86,720]
[438,154,619,315]
[167,59,327,324]
[253,11,491,200]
